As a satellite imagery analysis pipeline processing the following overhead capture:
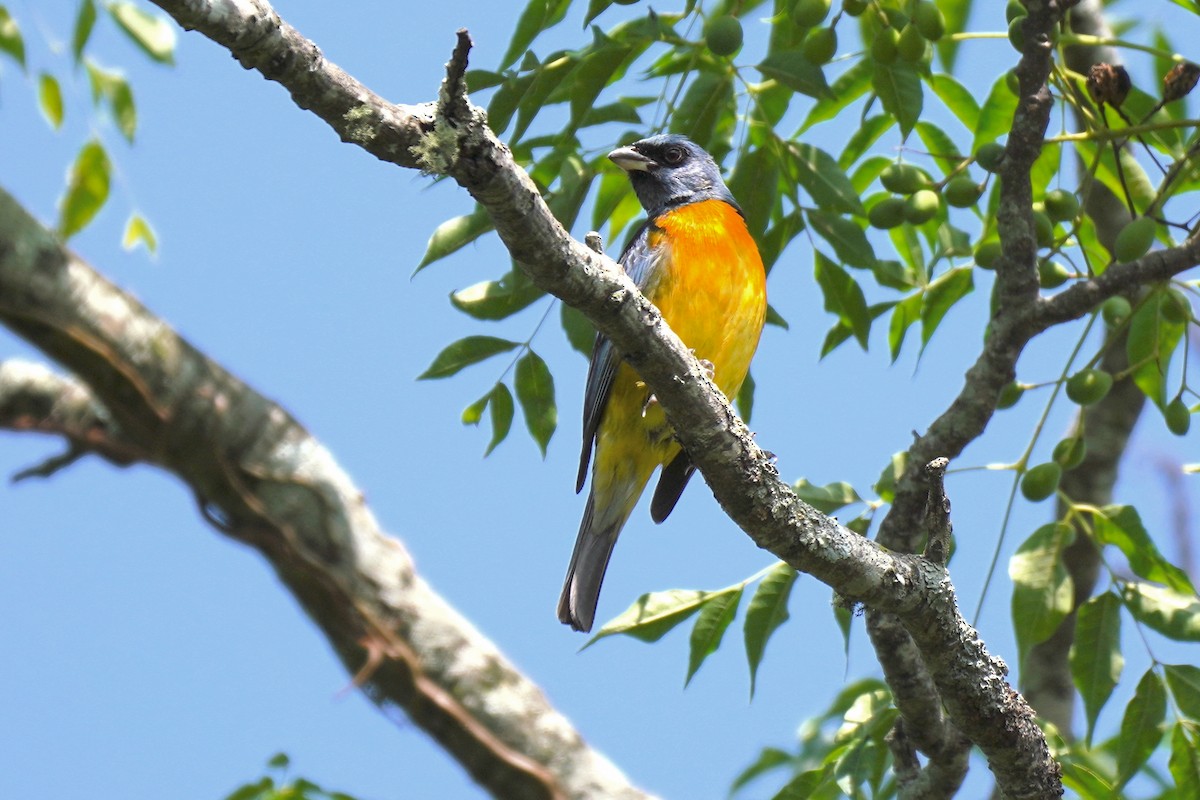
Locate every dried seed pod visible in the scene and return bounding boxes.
[1087,63,1131,108]
[1163,61,1200,104]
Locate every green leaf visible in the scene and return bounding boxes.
[499,0,571,70]
[669,72,735,157]
[58,140,111,239]
[888,293,922,361]
[872,60,922,139]
[1074,138,1156,216]
[38,73,65,130]
[800,57,872,131]
[1165,664,1200,721]
[814,251,870,351]
[0,6,25,68]
[84,60,137,141]
[587,589,713,646]
[735,369,755,423]
[266,752,290,769]
[933,0,969,71]
[914,120,963,175]
[515,349,556,455]
[1116,669,1167,788]
[1009,522,1074,664]
[728,147,779,238]
[121,213,157,254]
[1169,722,1200,791]
[1093,505,1195,594]
[730,747,794,793]
[450,270,544,320]
[567,37,636,129]
[744,561,797,697]
[806,210,876,269]
[417,336,518,380]
[1127,290,1186,407]
[789,142,864,216]
[583,0,615,26]
[72,0,97,64]
[771,766,832,799]
[759,211,805,274]
[793,479,861,514]
[839,116,893,170]
[920,267,973,347]
[107,2,176,65]
[1123,582,1200,641]
[685,585,743,686]
[758,50,833,100]
[928,72,980,132]
[415,206,494,273]
[513,52,575,141]
[973,74,1018,152]
[486,383,514,455]
[1071,591,1123,744]
[560,303,594,357]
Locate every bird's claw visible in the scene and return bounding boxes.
[641,392,659,417]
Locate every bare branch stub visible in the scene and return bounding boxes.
[922,457,952,566]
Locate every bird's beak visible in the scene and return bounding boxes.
[608,146,655,172]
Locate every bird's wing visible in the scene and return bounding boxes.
[576,219,663,492]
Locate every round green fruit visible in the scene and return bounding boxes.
[803,26,838,64]
[880,163,927,194]
[1008,16,1026,52]
[1021,462,1063,502]
[1114,217,1156,262]
[997,380,1024,409]
[705,16,744,56]
[1052,437,1087,470]
[1166,398,1192,436]
[904,189,941,224]
[976,141,1006,172]
[1044,189,1080,222]
[792,0,831,27]
[898,23,926,62]
[1038,258,1071,288]
[913,1,946,41]
[1033,211,1055,248]
[1066,369,1113,406]
[1161,287,1191,325]
[872,26,900,63]
[842,0,868,16]
[1006,0,1027,23]
[944,176,984,208]
[868,196,908,229]
[974,241,1002,269]
[1101,296,1132,327]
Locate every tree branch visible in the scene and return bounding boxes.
[0,190,650,800]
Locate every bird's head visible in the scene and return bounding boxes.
[608,135,739,217]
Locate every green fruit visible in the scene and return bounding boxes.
[997,380,1024,409]
[1053,437,1087,470]
[1021,462,1063,502]
[880,163,928,194]
[872,27,900,63]
[842,0,868,16]
[1066,369,1113,405]
[974,241,1002,269]
[944,176,984,208]
[803,26,838,64]
[1038,258,1071,288]
[897,23,926,62]
[1101,296,1132,326]
[976,141,1006,172]
[1006,0,1027,23]
[1008,17,1026,52]
[913,1,946,41]
[792,0,831,27]
[1033,211,1055,248]
[868,196,908,229]
[705,16,744,56]
[1161,287,1191,325]
[1114,216,1156,262]
[904,189,941,224]
[1005,69,1021,95]
[1043,189,1080,222]
[1166,398,1192,436]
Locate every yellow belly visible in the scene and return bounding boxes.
[591,199,767,507]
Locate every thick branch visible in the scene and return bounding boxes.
[0,190,648,800]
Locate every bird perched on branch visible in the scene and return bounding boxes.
[558,134,768,632]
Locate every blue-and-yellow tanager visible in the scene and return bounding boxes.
[558,135,768,632]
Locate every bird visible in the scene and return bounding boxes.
[557,134,768,632]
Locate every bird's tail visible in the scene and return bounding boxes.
[557,489,636,633]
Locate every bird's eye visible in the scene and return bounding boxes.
[663,146,686,165]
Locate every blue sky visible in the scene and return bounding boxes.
[1,1,1196,798]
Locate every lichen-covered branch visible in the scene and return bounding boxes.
[0,189,649,800]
